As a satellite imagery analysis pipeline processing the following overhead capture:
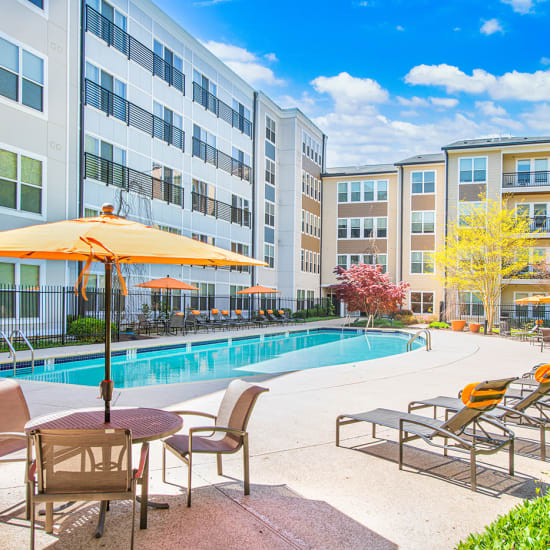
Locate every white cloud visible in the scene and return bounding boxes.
[311,72,389,112]
[501,0,544,14]
[475,100,507,116]
[202,41,284,86]
[275,92,316,113]
[522,103,550,130]
[481,18,504,35]
[264,53,278,63]
[429,97,459,108]
[541,57,550,65]
[396,25,405,31]
[193,0,232,6]
[454,27,461,31]
[396,96,428,107]
[405,63,550,101]
[490,116,524,130]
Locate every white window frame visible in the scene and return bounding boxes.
[458,156,488,185]
[410,291,435,315]
[363,180,388,203]
[411,170,436,195]
[410,251,434,275]
[411,211,435,234]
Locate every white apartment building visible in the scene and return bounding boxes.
[0,0,326,311]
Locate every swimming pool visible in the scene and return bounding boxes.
[9,329,422,388]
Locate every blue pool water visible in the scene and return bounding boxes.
[13,330,421,388]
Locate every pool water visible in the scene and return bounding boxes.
[14,330,421,388]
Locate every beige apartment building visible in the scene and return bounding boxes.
[322,136,550,320]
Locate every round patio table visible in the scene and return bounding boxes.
[25,407,183,535]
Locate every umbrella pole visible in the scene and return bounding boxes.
[102,263,114,423]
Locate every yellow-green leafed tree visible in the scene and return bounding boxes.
[432,198,537,333]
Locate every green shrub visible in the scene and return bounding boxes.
[292,305,330,319]
[68,317,117,343]
[353,318,405,328]
[457,490,550,549]
[428,321,450,329]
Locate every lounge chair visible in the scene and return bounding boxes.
[28,428,148,549]
[233,310,253,328]
[220,310,237,329]
[162,380,268,506]
[188,310,210,332]
[336,378,517,491]
[280,310,304,323]
[0,379,31,519]
[266,310,285,324]
[255,310,270,327]
[169,312,186,335]
[409,365,550,460]
[209,309,226,330]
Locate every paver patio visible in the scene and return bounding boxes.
[1,321,548,549]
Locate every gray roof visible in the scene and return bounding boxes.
[443,136,550,150]
[323,163,397,177]
[395,153,445,166]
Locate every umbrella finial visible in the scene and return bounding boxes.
[101,203,115,216]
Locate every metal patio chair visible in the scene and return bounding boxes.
[162,380,268,506]
[336,378,517,491]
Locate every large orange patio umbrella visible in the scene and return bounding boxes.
[135,277,199,319]
[0,204,266,422]
[514,295,550,304]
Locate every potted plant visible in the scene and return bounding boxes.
[451,320,467,331]
[469,322,481,333]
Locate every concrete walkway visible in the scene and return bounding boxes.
[1,327,549,549]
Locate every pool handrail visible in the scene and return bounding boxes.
[407,329,431,352]
[0,331,17,376]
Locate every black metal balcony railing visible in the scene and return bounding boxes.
[524,216,550,233]
[191,192,251,227]
[192,82,252,137]
[86,5,185,94]
[503,171,550,188]
[85,79,184,150]
[84,152,184,207]
[191,137,251,182]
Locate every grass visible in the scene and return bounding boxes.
[457,489,550,549]
[352,318,405,328]
[301,315,340,323]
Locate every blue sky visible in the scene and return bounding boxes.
[155,0,550,165]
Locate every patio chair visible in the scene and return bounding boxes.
[0,379,31,519]
[409,365,550,460]
[136,314,152,334]
[162,380,269,506]
[280,310,304,323]
[28,428,148,550]
[336,378,517,491]
[220,310,237,330]
[169,312,186,335]
[188,310,210,332]
[266,310,285,324]
[233,310,253,328]
[209,309,225,330]
[255,310,270,327]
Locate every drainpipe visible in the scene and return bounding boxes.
[320,133,327,299]
[78,0,86,219]
[251,92,258,287]
[443,149,449,321]
[398,164,403,283]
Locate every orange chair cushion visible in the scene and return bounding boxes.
[191,310,200,315]
[267,310,273,314]
[278,310,284,315]
[235,310,242,315]
[534,364,550,384]
[259,310,264,315]
[211,309,219,314]
[221,310,229,315]
[461,382,506,409]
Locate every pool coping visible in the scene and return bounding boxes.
[0,327,417,376]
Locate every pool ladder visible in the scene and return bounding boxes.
[407,329,432,352]
[1,329,35,376]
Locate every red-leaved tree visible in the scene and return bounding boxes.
[333,263,409,317]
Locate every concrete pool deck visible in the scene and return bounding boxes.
[1,323,549,549]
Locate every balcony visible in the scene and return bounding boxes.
[503,171,550,189]
[524,216,550,233]
[85,5,185,93]
[192,82,252,137]
[84,152,184,207]
[191,192,251,227]
[85,79,184,150]
[192,137,251,182]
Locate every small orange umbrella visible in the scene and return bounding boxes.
[135,277,198,291]
[0,204,266,422]
[236,285,280,294]
[514,295,550,304]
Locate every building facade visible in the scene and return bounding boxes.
[0,0,325,313]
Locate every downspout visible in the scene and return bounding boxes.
[320,133,327,298]
[443,149,449,321]
[398,164,403,283]
[251,91,258,287]
[78,0,86,219]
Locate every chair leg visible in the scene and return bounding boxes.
[470,448,477,492]
[25,481,31,521]
[187,453,192,507]
[30,499,35,550]
[509,439,515,475]
[541,425,546,461]
[45,502,53,534]
[217,453,223,476]
[243,434,250,496]
[398,428,403,470]
[130,487,136,550]
[162,446,167,483]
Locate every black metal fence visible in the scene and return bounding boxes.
[192,137,251,182]
[455,303,550,329]
[0,286,335,350]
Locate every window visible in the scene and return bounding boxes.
[301,249,305,271]
[410,292,434,314]
[350,182,361,202]
[265,201,275,226]
[350,255,360,266]
[376,217,387,238]
[363,180,388,202]
[362,253,387,273]
[459,291,484,316]
[517,159,548,185]
[0,262,40,318]
[460,157,487,183]
[264,243,274,268]
[411,171,435,194]
[0,36,44,111]
[155,224,181,235]
[233,99,251,134]
[153,39,183,84]
[0,148,43,214]
[193,70,216,112]
[28,0,44,8]
[266,116,276,143]
[151,163,182,204]
[349,219,360,238]
[458,201,483,227]
[231,194,250,225]
[265,158,275,185]
[337,255,347,270]
[84,135,126,187]
[231,242,250,272]
[338,219,347,239]
[411,211,435,234]
[189,282,215,310]
[88,0,127,30]
[338,182,348,202]
[411,251,434,274]
[192,233,215,245]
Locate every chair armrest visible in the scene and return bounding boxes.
[28,460,36,483]
[189,426,246,437]
[168,410,217,420]
[0,432,27,440]
[134,444,149,480]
